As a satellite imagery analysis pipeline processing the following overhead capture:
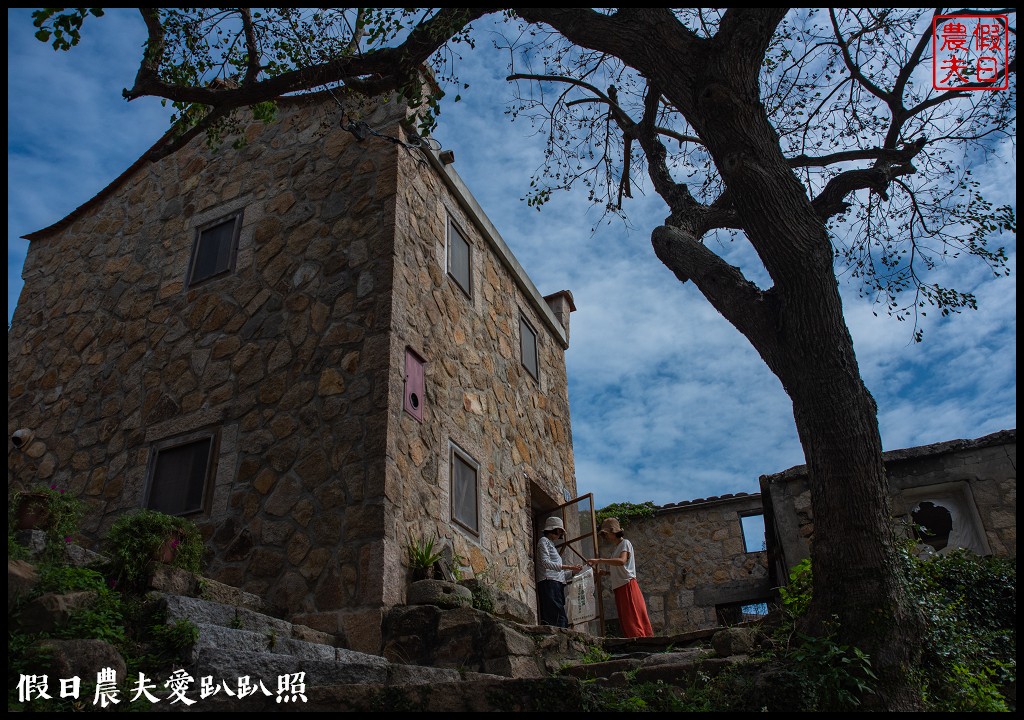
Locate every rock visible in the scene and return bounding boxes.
[711,626,757,657]
[19,591,99,634]
[407,579,472,609]
[8,559,39,608]
[27,638,127,685]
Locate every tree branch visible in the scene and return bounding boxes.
[635,81,702,223]
[810,155,922,221]
[652,225,779,358]
[829,8,892,103]
[125,8,495,109]
[790,142,926,169]
[238,8,261,86]
[125,8,166,101]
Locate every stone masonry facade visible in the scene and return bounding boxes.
[604,429,1014,638]
[760,428,1016,589]
[8,91,576,654]
[600,493,769,635]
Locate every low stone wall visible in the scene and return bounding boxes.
[601,493,770,636]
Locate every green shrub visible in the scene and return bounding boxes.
[579,643,611,665]
[407,535,443,577]
[9,485,83,562]
[103,509,204,590]
[582,678,689,712]
[770,548,1015,712]
[8,531,30,562]
[469,580,496,614]
[595,501,656,528]
[779,557,813,617]
[910,548,1015,712]
[786,629,877,709]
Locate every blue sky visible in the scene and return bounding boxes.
[7,10,1017,509]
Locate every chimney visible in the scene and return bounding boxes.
[543,290,576,344]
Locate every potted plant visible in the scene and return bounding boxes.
[103,509,204,590]
[407,535,443,581]
[9,484,83,560]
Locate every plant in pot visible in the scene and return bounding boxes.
[9,484,83,561]
[407,535,443,582]
[103,509,204,591]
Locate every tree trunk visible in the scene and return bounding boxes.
[511,7,928,708]
[780,304,925,710]
[666,43,926,710]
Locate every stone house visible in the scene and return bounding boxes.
[608,428,1015,637]
[7,91,580,653]
[761,428,1016,585]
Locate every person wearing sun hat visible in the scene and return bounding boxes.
[536,516,583,627]
[588,516,654,638]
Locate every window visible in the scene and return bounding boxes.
[188,212,242,286]
[740,513,765,552]
[450,444,479,535]
[716,599,771,626]
[911,501,953,551]
[404,347,426,422]
[520,316,539,380]
[146,435,215,515]
[447,221,472,297]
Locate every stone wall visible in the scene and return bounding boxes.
[760,429,1017,586]
[384,122,576,618]
[602,494,770,636]
[594,430,1015,638]
[9,91,577,652]
[9,94,406,652]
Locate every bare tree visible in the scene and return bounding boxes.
[32,7,1015,710]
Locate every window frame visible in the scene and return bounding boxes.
[144,431,218,516]
[519,314,540,381]
[739,512,766,553]
[186,211,243,287]
[446,219,472,298]
[450,443,480,536]
[715,599,772,626]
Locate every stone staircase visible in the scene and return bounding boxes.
[11,534,765,712]
[140,568,608,711]
[153,574,764,711]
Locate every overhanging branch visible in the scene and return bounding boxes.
[652,224,779,358]
[124,8,494,110]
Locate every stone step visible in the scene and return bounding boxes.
[187,646,390,688]
[189,645,499,688]
[190,622,340,664]
[158,593,335,647]
[158,591,517,690]
[560,647,714,682]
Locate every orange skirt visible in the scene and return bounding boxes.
[614,578,654,638]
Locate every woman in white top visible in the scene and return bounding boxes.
[536,516,582,627]
[587,516,654,638]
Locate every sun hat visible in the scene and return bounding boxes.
[598,517,622,535]
[542,516,565,533]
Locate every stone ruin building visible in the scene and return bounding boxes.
[606,428,1015,636]
[8,90,583,653]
